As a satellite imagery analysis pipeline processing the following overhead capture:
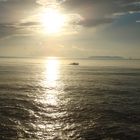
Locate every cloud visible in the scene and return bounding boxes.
[0,0,41,39]
[36,0,57,6]
[0,23,19,39]
[0,0,7,2]
[20,21,40,26]
[0,21,40,40]
[0,0,39,23]
[0,0,38,8]
[78,18,114,27]
[36,0,64,6]
[61,0,140,27]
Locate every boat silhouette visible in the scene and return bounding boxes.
[69,62,79,65]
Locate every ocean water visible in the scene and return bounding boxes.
[0,58,140,140]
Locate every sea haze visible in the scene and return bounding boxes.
[0,58,140,140]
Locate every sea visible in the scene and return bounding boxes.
[0,57,140,140]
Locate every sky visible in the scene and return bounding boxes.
[0,0,140,58]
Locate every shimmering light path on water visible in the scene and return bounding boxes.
[0,58,140,139]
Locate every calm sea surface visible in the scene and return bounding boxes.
[0,58,140,140]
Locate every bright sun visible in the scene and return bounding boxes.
[40,8,66,34]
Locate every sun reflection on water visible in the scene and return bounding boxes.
[45,57,60,85]
[35,57,65,138]
[38,57,60,106]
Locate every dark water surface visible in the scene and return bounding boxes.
[0,58,140,140]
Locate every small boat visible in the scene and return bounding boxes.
[69,62,79,65]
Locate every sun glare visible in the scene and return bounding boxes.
[40,8,66,34]
[39,58,60,106]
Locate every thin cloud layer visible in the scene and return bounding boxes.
[0,22,40,40]
[0,0,39,23]
[61,0,140,27]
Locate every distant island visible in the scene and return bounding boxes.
[88,56,126,60]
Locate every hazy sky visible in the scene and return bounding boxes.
[0,0,140,58]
